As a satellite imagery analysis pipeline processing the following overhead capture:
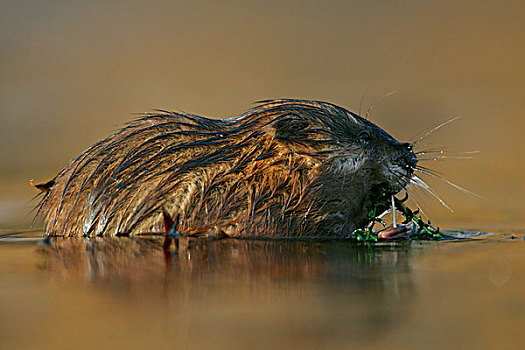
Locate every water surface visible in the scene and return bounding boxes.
[1,230,524,349]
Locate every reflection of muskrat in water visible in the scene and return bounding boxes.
[35,99,417,238]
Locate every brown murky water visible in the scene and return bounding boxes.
[1,230,524,349]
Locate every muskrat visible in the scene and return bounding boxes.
[34,99,417,238]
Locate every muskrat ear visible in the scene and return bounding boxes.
[272,114,309,139]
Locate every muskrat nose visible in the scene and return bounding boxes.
[394,144,418,169]
[408,153,418,168]
[399,142,417,168]
[402,142,413,151]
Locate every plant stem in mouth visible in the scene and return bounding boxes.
[391,195,397,228]
[352,190,446,241]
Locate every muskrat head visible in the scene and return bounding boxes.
[263,101,417,197]
[327,115,418,196]
[357,119,418,195]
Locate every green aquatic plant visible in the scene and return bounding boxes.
[352,191,444,242]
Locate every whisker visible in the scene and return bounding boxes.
[405,185,429,218]
[414,168,482,198]
[407,120,453,144]
[411,175,453,212]
[415,165,444,176]
[416,149,478,156]
[390,170,412,190]
[387,180,430,221]
[359,93,366,116]
[389,167,456,217]
[417,155,474,160]
[412,142,441,151]
[365,90,397,119]
[410,116,461,145]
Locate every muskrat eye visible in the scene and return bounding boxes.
[359,132,371,143]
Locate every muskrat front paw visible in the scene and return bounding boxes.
[377,225,411,240]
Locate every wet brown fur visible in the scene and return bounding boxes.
[36,99,416,238]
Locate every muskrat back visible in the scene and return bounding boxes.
[36,99,417,238]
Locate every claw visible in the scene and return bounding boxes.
[398,192,409,203]
[162,209,180,251]
[30,178,55,192]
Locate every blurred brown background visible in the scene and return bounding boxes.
[1,0,523,230]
